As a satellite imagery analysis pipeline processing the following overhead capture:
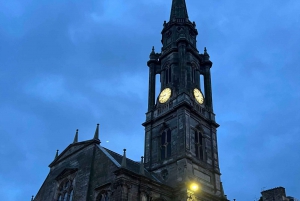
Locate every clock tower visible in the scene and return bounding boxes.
[143,0,227,200]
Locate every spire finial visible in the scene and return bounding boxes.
[170,0,189,21]
[139,156,145,175]
[93,124,100,142]
[55,150,59,159]
[31,195,34,201]
[121,149,127,168]
[73,129,78,143]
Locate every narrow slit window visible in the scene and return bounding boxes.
[195,132,204,161]
[167,129,171,157]
[165,67,172,84]
[168,67,172,83]
[192,68,196,83]
[161,129,171,160]
[161,131,166,160]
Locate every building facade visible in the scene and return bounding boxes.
[33,0,228,200]
[261,187,299,201]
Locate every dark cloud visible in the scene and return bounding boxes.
[0,0,299,200]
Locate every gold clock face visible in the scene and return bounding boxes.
[193,88,204,104]
[159,88,172,103]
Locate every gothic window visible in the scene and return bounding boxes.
[195,131,204,161]
[165,66,172,84]
[56,179,74,201]
[160,129,171,160]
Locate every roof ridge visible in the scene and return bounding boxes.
[98,146,121,167]
[103,147,141,165]
[262,186,285,192]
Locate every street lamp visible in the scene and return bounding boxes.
[190,183,199,192]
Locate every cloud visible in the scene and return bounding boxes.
[0,0,300,200]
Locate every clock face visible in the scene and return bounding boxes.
[159,88,172,103]
[193,88,204,104]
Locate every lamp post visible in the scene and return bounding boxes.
[187,182,200,201]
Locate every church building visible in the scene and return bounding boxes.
[33,0,229,200]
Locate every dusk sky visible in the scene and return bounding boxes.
[1,0,300,200]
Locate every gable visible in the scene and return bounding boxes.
[49,139,99,167]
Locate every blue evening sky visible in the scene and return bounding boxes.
[0,0,299,200]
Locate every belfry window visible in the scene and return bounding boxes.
[56,179,74,201]
[165,67,172,84]
[195,132,204,160]
[161,129,171,160]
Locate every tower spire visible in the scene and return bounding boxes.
[73,129,78,143]
[170,0,189,20]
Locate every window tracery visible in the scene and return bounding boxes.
[56,179,74,201]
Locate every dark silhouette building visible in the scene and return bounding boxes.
[33,0,228,200]
[260,187,299,201]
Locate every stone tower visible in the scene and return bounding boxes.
[143,0,227,200]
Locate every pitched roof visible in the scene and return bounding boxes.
[97,145,162,183]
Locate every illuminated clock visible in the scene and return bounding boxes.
[193,88,204,104]
[159,88,172,103]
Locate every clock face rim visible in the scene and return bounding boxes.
[159,88,172,103]
[193,88,204,104]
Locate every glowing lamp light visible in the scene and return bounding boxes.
[190,183,199,191]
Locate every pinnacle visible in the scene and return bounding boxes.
[139,156,145,175]
[121,149,127,168]
[55,150,59,159]
[93,124,100,141]
[73,129,78,143]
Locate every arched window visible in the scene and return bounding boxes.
[57,179,74,201]
[195,131,204,160]
[160,129,171,160]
